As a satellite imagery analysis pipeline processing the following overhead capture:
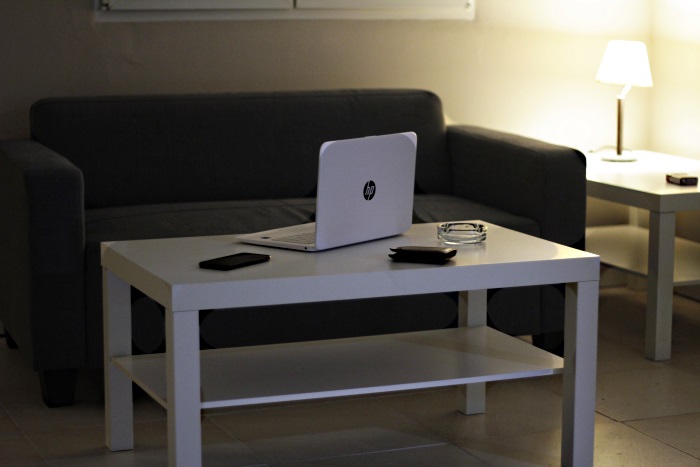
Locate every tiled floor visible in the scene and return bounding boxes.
[1,285,700,466]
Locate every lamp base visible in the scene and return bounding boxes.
[602,154,637,162]
[596,148,637,162]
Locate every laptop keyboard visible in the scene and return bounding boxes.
[277,232,315,245]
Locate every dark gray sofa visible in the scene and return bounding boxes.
[0,89,586,407]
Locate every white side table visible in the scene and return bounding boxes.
[586,150,700,360]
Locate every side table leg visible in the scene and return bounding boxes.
[166,309,202,467]
[457,290,487,415]
[561,281,599,467]
[103,269,134,451]
[646,211,675,361]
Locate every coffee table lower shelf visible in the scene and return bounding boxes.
[111,327,563,410]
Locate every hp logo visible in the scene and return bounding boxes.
[363,180,376,200]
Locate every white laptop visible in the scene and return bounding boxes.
[236,132,417,251]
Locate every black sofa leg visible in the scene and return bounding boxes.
[4,330,18,349]
[39,369,78,408]
[532,331,565,357]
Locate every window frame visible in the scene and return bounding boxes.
[296,0,469,9]
[100,0,293,10]
[95,0,476,21]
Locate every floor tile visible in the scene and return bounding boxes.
[274,444,487,466]
[595,336,662,375]
[598,286,700,362]
[627,412,700,459]
[593,421,699,466]
[3,395,166,435]
[377,379,567,442]
[596,365,700,421]
[0,435,45,467]
[0,405,21,438]
[458,420,700,467]
[34,418,259,467]
[207,397,444,465]
[456,428,562,466]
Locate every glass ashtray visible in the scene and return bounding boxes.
[437,222,487,245]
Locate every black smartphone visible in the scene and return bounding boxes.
[199,252,270,271]
[389,246,457,265]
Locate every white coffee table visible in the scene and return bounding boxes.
[102,222,600,466]
[586,150,700,360]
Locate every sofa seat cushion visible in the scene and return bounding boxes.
[86,198,318,241]
[413,194,540,238]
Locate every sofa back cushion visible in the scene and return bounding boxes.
[31,89,449,209]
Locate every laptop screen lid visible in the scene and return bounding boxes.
[236,132,416,251]
[314,131,416,250]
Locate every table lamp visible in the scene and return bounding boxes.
[595,40,653,162]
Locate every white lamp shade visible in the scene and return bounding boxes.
[595,40,653,87]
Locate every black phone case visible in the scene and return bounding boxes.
[388,246,457,265]
[199,253,270,271]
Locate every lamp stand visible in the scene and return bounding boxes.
[603,84,636,162]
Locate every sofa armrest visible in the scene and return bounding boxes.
[0,140,85,368]
[447,125,586,249]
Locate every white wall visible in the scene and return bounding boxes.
[647,0,700,245]
[444,0,652,153]
[651,0,700,160]
[0,0,651,146]
[7,0,699,232]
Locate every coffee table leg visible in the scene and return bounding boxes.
[103,269,134,451]
[561,280,599,467]
[457,289,487,415]
[166,309,202,467]
[646,211,675,361]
